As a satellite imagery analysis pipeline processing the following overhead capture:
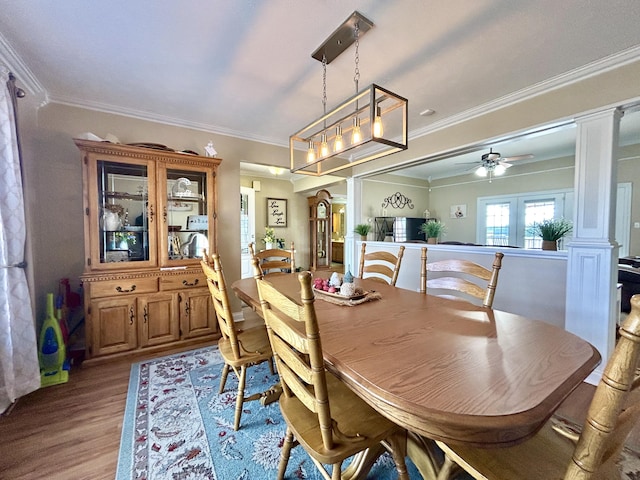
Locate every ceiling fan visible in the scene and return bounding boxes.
[465,148,534,182]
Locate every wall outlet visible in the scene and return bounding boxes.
[634,222,640,229]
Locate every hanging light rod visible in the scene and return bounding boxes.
[311,12,374,64]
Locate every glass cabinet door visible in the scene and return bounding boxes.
[162,167,210,264]
[96,160,154,266]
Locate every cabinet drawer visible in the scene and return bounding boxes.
[160,273,206,291]
[90,277,158,298]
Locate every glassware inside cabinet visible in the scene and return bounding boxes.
[166,169,208,260]
[97,161,150,264]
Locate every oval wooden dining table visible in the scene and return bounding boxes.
[232,273,601,474]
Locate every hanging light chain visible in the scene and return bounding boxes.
[322,53,327,115]
[353,22,360,93]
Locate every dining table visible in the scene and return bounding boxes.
[232,273,601,477]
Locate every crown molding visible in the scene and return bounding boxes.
[0,32,45,96]
[49,93,285,147]
[410,44,640,140]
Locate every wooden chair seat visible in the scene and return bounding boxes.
[279,372,403,465]
[435,294,640,480]
[217,326,272,369]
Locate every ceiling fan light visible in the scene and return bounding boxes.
[494,164,506,175]
[475,166,488,177]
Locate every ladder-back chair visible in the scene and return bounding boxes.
[426,252,504,307]
[249,241,295,276]
[435,294,640,480]
[201,251,274,431]
[358,243,405,286]
[253,259,410,480]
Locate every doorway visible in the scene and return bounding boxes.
[240,186,255,278]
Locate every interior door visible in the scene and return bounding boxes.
[240,186,256,278]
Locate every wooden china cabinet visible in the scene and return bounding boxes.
[75,139,221,362]
[308,189,332,271]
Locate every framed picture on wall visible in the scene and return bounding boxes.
[267,198,287,227]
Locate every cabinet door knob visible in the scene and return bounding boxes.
[129,306,134,325]
[143,306,148,323]
[182,279,199,287]
[148,204,155,223]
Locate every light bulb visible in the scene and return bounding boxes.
[307,140,316,163]
[351,117,362,144]
[334,126,343,151]
[494,164,506,175]
[475,166,488,177]
[373,107,384,138]
[319,133,329,157]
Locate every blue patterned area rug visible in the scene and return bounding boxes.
[116,346,422,479]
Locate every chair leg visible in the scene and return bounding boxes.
[277,427,294,480]
[386,431,410,480]
[268,357,275,375]
[436,453,460,480]
[219,363,230,394]
[233,365,247,431]
[331,460,344,480]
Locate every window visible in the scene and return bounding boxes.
[477,189,572,248]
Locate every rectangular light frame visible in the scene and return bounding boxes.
[290,83,408,176]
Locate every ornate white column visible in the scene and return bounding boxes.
[565,107,622,383]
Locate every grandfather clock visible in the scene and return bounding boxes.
[308,189,332,271]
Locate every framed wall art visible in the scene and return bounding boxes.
[267,198,287,227]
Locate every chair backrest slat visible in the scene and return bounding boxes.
[358,243,405,286]
[201,251,241,358]
[426,252,504,307]
[249,241,296,276]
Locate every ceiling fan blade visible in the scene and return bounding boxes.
[501,154,534,162]
[498,161,513,168]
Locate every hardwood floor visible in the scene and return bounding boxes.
[0,349,637,479]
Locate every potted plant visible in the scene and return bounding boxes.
[420,221,445,244]
[528,218,573,251]
[354,223,371,241]
[262,227,277,249]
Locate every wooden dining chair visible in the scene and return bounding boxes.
[435,293,640,480]
[249,241,295,276]
[358,242,405,286]
[426,252,504,307]
[200,251,274,431]
[252,258,410,480]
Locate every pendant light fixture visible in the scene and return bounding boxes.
[290,11,408,176]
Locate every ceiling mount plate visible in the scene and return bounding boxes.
[311,11,374,64]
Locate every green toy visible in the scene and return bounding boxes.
[39,293,69,387]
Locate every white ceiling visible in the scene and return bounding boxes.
[1,1,639,180]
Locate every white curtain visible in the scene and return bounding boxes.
[0,66,40,413]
